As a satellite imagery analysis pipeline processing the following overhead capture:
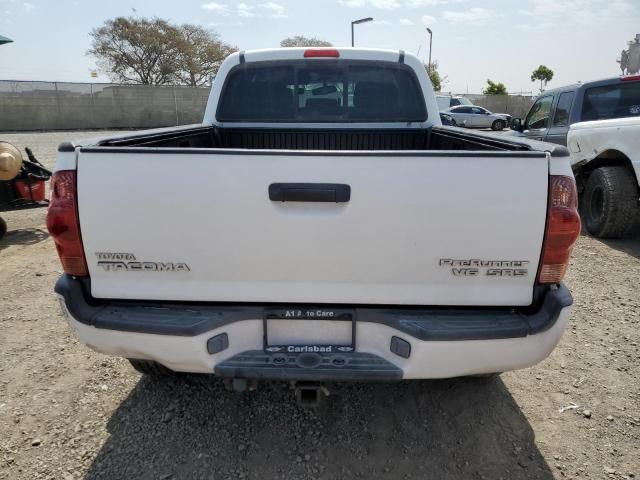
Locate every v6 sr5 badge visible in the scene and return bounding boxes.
[439,258,529,278]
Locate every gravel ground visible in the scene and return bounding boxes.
[0,132,639,480]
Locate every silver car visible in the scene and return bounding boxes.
[444,105,511,130]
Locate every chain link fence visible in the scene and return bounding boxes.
[0,81,210,131]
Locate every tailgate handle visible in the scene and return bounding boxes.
[269,183,351,203]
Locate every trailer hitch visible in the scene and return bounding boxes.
[294,382,329,408]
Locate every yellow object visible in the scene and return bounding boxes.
[0,142,23,181]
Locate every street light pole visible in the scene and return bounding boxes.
[351,17,374,47]
[426,28,433,72]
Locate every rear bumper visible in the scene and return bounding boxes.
[55,275,573,380]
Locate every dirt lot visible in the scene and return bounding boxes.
[1,131,639,480]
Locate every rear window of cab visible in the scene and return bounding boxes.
[216,60,427,123]
[581,81,640,121]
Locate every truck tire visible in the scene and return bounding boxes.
[583,166,640,238]
[0,217,6,240]
[491,120,505,131]
[128,359,175,376]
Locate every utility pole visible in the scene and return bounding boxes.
[426,28,433,72]
[351,17,373,47]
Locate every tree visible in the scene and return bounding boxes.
[89,17,181,85]
[530,65,554,93]
[483,79,507,95]
[174,25,237,86]
[280,36,332,47]
[88,17,236,86]
[425,61,445,92]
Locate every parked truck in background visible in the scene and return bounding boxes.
[48,48,580,405]
[511,75,640,238]
[435,94,474,111]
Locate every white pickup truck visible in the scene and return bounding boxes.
[48,48,580,404]
[568,117,640,238]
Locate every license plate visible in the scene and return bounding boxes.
[263,308,355,354]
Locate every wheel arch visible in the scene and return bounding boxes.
[573,149,638,192]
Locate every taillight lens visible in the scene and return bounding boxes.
[46,170,88,276]
[537,175,581,284]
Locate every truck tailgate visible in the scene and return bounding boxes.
[77,150,549,306]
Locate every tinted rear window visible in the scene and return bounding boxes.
[216,60,427,123]
[581,81,640,121]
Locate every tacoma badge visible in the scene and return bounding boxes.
[95,252,190,272]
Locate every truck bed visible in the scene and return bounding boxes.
[89,125,534,153]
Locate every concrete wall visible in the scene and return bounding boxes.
[0,81,210,131]
[0,81,537,131]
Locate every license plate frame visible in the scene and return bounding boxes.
[263,307,356,354]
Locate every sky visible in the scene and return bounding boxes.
[0,0,639,94]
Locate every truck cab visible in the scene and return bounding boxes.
[511,75,640,146]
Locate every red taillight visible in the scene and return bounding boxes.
[537,175,581,284]
[621,74,640,82]
[46,170,88,276]
[304,49,340,58]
